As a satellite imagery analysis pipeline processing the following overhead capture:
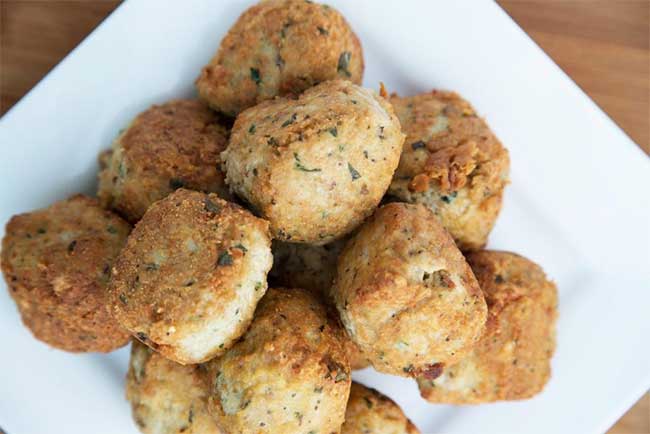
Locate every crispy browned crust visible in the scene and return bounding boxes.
[108,189,272,364]
[98,99,230,223]
[417,250,558,403]
[205,288,351,433]
[388,90,510,251]
[126,341,223,434]
[223,80,404,244]
[1,195,131,352]
[332,202,487,377]
[196,0,364,116]
[342,382,420,434]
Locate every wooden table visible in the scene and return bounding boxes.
[1,2,648,432]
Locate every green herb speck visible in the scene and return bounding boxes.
[204,198,221,214]
[106,226,117,234]
[281,113,297,127]
[334,372,348,382]
[337,51,351,77]
[119,293,128,305]
[411,140,426,150]
[294,153,321,172]
[317,26,328,35]
[248,124,256,134]
[440,191,458,204]
[254,281,263,291]
[363,396,373,409]
[328,127,338,137]
[217,251,234,266]
[347,163,360,180]
[37,227,47,234]
[250,68,261,85]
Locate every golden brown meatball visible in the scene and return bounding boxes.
[417,250,558,403]
[223,80,404,244]
[1,195,131,352]
[98,99,230,223]
[196,0,363,116]
[331,203,487,377]
[108,189,272,364]
[387,91,509,251]
[205,288,351,433]
[341,382,420,434]
[126,341,223,434]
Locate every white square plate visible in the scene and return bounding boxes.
[1,1,649,433]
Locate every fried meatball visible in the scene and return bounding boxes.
[108,189,272,364]
[98,99,230,223]
[126,341,223,434]
[331,202,487,377]
[1,195,131,352]
[205,288,351,433]
[223,80,404,244]
[387,91,509,251]
[196,0,363,116]
[341,382,419,434]
[417,250,558,403]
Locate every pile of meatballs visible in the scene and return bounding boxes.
[1,1,558,433]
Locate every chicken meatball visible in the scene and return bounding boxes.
[126,341,223,434]
[331,202,487,377]
[417,250,558,403]
[98,99,230,223]
[387,91,509,251]
[1,195,131,352]
[341,382,419,434]
[223,80,404,244]
[196,0,363,116]
[108,189,272,364]
[205,288,351,433]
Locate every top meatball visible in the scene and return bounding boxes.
[108,189,272,364]
[196,0,364,116]
[387,91,509,251]
[1,195,131,352]
[331,202,487,377]
[417,250,558,403]
[222,80,404,244]
[341,382,419,434]
[205,287,351,433]
[98,99,230,223]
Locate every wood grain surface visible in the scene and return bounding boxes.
[0,1,648,432]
